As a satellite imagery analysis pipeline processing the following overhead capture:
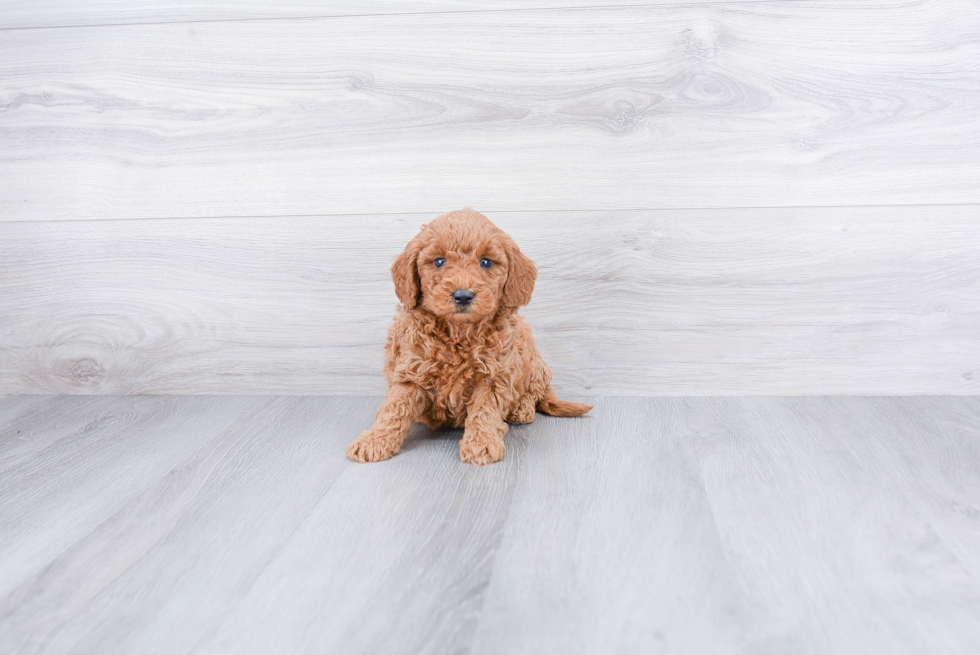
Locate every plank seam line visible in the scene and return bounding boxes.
[2,202,979,225]
[0,0,830,33]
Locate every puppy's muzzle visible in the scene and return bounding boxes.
[452,288,475,307]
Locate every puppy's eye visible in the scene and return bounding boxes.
[433,258,446,268]
[479,258,493,268]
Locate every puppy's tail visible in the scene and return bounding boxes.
[537,386,593,417]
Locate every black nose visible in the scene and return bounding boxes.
[452,289,475,305]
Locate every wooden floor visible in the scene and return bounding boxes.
[1,395,978,654]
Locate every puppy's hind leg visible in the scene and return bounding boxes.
[506,394,537,424]
[347,382,427,462]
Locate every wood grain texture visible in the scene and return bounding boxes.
[197,414,526,655]
[0,0,797,30]
[471,397,980,654]
[0,396,375,655]
[796,397,980,595]
[0,395,267,605]
[1,0,978,220]
[2,207,978,396]
[1,395,979,653]
[472,397,752,653]
[0,395,132,473]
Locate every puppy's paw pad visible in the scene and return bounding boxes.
[459,438,505,465]
[347,432,398,463]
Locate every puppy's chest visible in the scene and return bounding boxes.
[421,342,495,392]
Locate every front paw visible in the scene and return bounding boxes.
[459,436,506,465]
[347,430,399,463]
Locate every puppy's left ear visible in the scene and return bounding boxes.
[501,237,537,310]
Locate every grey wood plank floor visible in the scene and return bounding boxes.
[1,396,978,654]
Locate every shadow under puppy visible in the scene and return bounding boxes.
[347,208,592,465]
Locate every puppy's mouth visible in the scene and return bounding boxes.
[447,301,485,321]
[448,305,476,320]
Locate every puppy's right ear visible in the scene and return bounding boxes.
[391,232,424,308]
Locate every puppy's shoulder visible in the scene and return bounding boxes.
[387,308,414,339]
[387,308,438,344]
[495,312,536,348]
[503,312,534,335]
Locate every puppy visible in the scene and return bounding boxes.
[347,208,592,465]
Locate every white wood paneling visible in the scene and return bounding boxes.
[1,0,977,221]
[2,396,979,653]
[2,206,977,396]
[0,0,799,30]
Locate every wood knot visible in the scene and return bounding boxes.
[67,358,106,387]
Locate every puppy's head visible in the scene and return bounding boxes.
[391,208,536,322]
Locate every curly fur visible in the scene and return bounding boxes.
[347,208,592,465]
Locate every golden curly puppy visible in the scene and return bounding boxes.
[347,208,592,465]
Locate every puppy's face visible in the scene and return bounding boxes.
[417,234,508,322]
[392,209,537,321]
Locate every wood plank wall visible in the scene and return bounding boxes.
[1,0,978,395]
